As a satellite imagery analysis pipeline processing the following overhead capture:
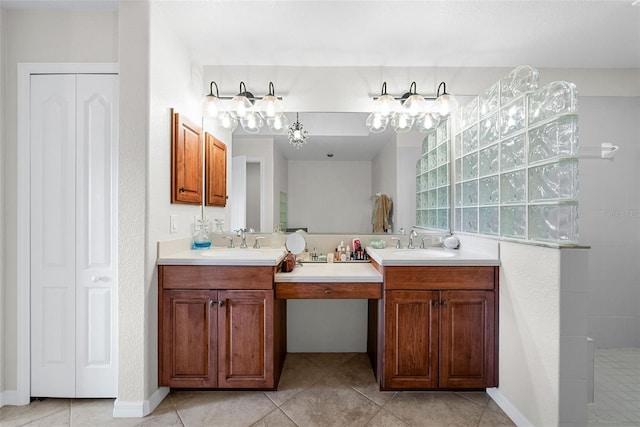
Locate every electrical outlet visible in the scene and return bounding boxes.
[170,215,178,233]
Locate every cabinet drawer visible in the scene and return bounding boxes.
[275,282,382,299]
[385,266,496,290]
[160,265,274,290]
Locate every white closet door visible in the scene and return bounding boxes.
[30,74,77,397]
[75,74,118,397]
[30,74,118,398]
[231,155,247,232]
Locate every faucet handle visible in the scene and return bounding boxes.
[223,236,235,248]
[391,237,403,249]
[410,229,418,238]
[253,237,265,249]
[420,238,427,249]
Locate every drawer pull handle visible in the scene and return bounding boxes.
[324,289,331,294]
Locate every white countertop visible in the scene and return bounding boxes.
[275,262,383,283]
[156,247,287,266]
[366,246,500,266]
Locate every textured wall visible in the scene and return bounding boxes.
[498,242,561,427]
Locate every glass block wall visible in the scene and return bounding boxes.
[416,66,580,243]
[452,65,579,244]
[416,121,450,231]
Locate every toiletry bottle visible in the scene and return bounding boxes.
[335,247,340,262]
[346,245,351,261]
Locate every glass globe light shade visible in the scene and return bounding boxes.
[240,112,264,134]
[416,113,439,133]
[391,112,415,133]
[402,94,427,117]
[267,114,289,134]
[230,94,253,118]
[374,94,400,118]
[256,95,284,119]
[431,93,459,121]
[217,111,238,132]
[201,94,223,118]
[366,112,389,133]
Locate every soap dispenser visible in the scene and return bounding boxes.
[192,217,212,249]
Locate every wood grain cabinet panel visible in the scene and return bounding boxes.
[384,290,439,389]
[158,266,282,390]
[171,109,202,204]
[205,133,227,207]
[380,266,498,390]
[160,290,217,388]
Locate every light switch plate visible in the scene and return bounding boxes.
[170,214,178,233]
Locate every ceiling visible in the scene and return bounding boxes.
[5,0,638,160]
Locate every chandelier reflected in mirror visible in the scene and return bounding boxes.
[287,113,308,149]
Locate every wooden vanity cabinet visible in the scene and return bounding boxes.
[381,266,498,390]
[159,265,283,389]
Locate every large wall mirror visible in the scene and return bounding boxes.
[226,111,424,234]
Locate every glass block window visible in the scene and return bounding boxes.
[416,121,450,231]
[451,65,579,244]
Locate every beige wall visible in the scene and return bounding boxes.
[1,8,118,394]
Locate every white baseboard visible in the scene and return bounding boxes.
[0,390,22,408]
[112,387,170,418]
[486,387,533,427]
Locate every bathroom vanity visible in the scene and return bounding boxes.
[157,241,499,391]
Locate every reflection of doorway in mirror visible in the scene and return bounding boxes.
[279,191,288,231]
[231,155,266,233]
[246,162,261,231]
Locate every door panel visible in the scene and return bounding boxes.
[75,74,118,397]
[31,73,118,398]
[30,74,77,397]
[161,290,217,388]
[218,290,273,388]
[384,290,439,389]
[439,290,495,388]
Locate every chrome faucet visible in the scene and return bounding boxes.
[391,237,403,249]
[223,236,235,248]
[236,229,248,248]
[253,237,264,248]
[408,229,418,249]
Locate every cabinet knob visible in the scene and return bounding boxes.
[209,299,214,307]
[442,301,447,307]
[324,289,331,294]
[179,187,185,193]
[433,301,440,307]
[218,300,224,307]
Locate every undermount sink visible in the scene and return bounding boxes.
[200,249,263,257]
[390,249,456,259]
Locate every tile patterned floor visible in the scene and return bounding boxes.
[589,348,640,427]
[0,353,515,427]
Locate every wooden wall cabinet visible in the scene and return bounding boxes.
[380,266,498,390]
[205,132,227,207]
[158,265,285,389]
[171,109,202,204]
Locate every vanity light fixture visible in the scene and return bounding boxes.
[288,113,308,149]
[367,81,458,133]
[201,80,286,134]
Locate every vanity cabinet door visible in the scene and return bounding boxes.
[217,290,274,388]
[205,133,227,207]
[160,290,217,388]
[439,290,496,389]
[384,290,439,389]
